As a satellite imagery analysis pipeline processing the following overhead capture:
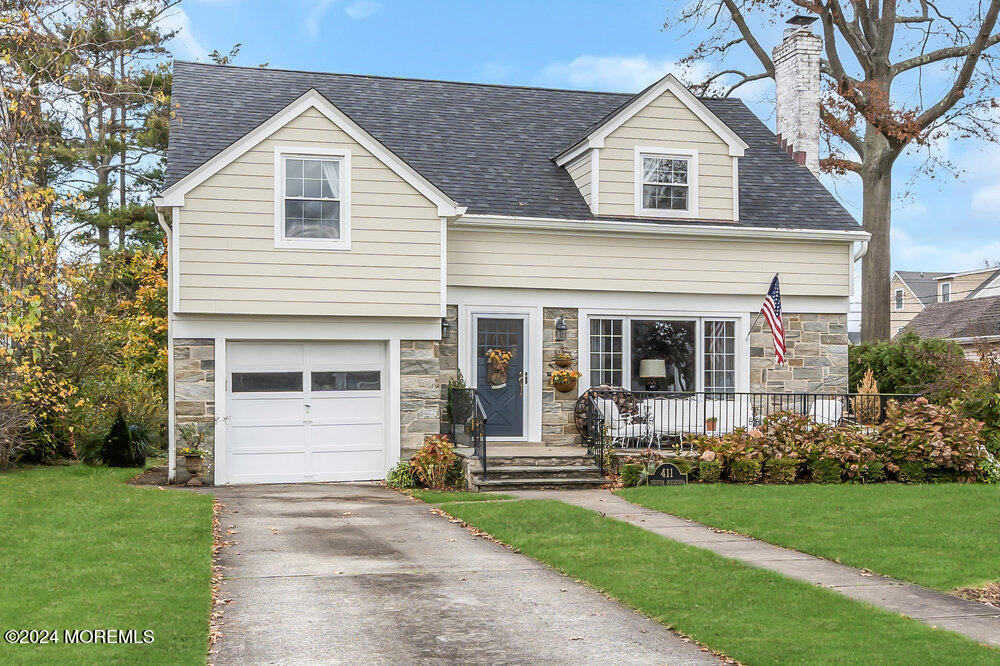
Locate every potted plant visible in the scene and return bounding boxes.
[705,416,718,433]
[551,369,581,393]
[553,349,573,368]
[177,423,207,486]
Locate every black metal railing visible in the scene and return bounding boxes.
[449,387,488,479]
[583,389,920,451]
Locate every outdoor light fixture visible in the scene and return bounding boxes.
[554,316,567,342]
[441,317,451,338]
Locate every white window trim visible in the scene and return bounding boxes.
[578,310,750,395]
[273,145,351,250]
[894,288,904,311]
[633,146,700,219]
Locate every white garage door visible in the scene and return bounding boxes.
[226,341,387,484]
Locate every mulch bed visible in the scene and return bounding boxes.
[127,465,170,486]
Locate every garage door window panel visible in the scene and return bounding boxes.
[231,371,303,393]
[311,370,381,391]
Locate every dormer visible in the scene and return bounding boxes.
[554,74,747,222]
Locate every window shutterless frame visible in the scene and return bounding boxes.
[633,146,699,218]
[894,288,904,311]
[273,146,351,250]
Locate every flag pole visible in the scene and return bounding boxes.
[746,273,779,340]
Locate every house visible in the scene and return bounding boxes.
[154,21,867,485]
[890,268,1000,338]
[903,271,1000,358]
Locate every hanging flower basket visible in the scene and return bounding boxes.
[551,369,581,393]
[554,349,573,368]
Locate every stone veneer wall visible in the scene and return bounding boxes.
[400,339,441,457]
[542,307,581,446]
[750,313,848,392]
[173,338,215,484]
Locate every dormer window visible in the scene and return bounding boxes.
[634,147,699,218]
[274,147,351,250]
[940,282,951,302]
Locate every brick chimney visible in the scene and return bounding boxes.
[773,15,822,175]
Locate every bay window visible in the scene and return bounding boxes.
[587,315,739,393]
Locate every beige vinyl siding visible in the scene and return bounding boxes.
[598,90,734,220]
[890,276,925,337]
[943,269,995,302]
[177,107,441,317]
[448,228,850,296]
[565,151,592,207]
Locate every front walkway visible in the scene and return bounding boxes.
[211,483,716,665]
[513,489,1000,648]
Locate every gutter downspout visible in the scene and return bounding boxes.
[155,206,176,484]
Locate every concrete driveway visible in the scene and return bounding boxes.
[211,484,715,665]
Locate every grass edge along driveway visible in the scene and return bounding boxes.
[439,498,1000,665]
[0,465,214,665]
[618,483,1000,592]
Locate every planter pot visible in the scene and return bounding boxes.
[554,356,573,368]
[184,455,204,486]
[553,378,578,393]
[705,420,718,433]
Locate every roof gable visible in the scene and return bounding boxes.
[158,87,464,217]
[893,271,948,306]
[553,74,748,166]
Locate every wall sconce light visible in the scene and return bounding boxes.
[441,317,451,338]
[554,316,567,342]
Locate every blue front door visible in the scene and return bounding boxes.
[475,316,525,438]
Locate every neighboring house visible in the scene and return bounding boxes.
[155,21,867,485]
[890,267,1000,338]
[903,295,1000,359]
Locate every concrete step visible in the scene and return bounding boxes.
[473,476,607,491]
[470,464,602,480]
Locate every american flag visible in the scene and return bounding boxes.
[760,275,786,364]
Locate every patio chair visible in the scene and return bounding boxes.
[594,397,655,448]
[809,398,844,426]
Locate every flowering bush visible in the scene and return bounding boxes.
[410,434,456,490]
[686,399,994,484]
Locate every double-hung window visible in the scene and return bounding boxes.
[274,148,351,249]
[635,148,698,218]
[894,289,904,311]
[940,282,951,302]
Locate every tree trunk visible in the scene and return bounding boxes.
[860,157,893,342]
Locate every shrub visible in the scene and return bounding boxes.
[729,458,762,484]
[698,459,722,483]
[879,397,985,478]
[0,402,32,469]
[978,450,1000,484]
[385,460,416,489]
[670,457,697,478]
[764,457,799,484]
[410,434,456,490]
[849,332,964,394]
[863,460,887,483]
[896,460,928,483]
[620,463,644,487]
[810,458,843,484]
[446,455,467,490]
[81,411,151,468]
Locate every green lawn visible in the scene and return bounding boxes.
[441,498,1000,665]
[618,484,1000,591]
[408,489,512,504]
[0,465,214,664]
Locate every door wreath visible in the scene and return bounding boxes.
[484,348,513,389]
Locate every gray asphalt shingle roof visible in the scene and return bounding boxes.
[903,294,1000,339]
[165,61,859,231]
[895,271,949,306]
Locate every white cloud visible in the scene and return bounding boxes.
[538,55,706,93]
[344,0,380,19]
[891,226,1000,271]
[971,183,1000,219]
[304,0,336,39]
[161,7,208,61]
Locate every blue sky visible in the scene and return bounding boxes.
[168,0,1000,273]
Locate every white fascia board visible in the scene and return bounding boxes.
[454,213,871,243]
[554,74,749,166]
[157,89,465,217]
[934,267,996,280]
